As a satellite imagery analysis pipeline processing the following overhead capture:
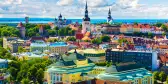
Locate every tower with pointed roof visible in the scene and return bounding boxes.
[17,22,26,38]
[107,8,113,24]
[82,1,91,34]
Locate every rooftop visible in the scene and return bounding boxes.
[97,68,152,81]
[30,40,47,47]
[68,49,105,54]
[49,42,67,47]
[108,49,157,53]
[31,41,68,47]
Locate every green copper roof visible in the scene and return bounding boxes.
[96,68,152,81]
[46,52,95,74]
[62,53,86,61]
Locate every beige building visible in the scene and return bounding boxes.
[3,37,25,53]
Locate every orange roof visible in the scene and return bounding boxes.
[69,24,79,31]
[157,45,168,49]
[85,32,90,36]
[82,36,91,41]
[121,24,152,29]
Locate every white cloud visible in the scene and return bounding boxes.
[0,0,168,19]
[78,0,113,7]
[56,0,74,6]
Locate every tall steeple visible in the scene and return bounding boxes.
[108,8,111,16]
[85,1,88,10]
[83,1,90,21]
[107,8,113,23]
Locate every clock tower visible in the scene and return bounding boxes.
[82,1,91,34]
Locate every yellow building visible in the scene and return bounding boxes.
[120,24,141,33]
[44,51,153,84]
[68,49,106,62]
[44,51,95,84]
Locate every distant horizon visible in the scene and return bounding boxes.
[1,17,168,20]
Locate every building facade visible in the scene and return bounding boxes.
[30,41,69,54]
[44,51,96,84]
[105,49,159,70]
[44,52,154,84]
[97,66,153,84]
[68,49,106,63]
[102,25,120,34]
[3,37,25,53]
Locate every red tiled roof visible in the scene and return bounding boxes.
[121,24,151,29]
[160,54,168,63]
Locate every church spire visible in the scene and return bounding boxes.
[83,1,90,21]
[108,8,111,15]
[107,7,113,24]
[85,1,88,10]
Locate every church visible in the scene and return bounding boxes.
[54,13,67,28]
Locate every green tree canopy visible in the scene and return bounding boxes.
[161,24,168,32]
[66,36,76,42]
[21,78,30,84]
[8,58,53,83]
[101,35,111,42]
[159,71,167,82]
[155,22,163,27]
[47,30,56,36]
[91,38,102,45]
[153,71,160,81]
[18,46,26,53]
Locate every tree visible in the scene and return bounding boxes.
[159,71,167,82]
[161,24,168,32]
[153,71,159,81]
[66,37,76,41]
[162,32,166,36]
[8,67,18,81]
[21,78,30,84]
[134,22,138,25]
[48,30,56,36]
[91,38,102,45]
[155,22,163,27]
[166,76,168,84]
[54,26,59,31]
[36,68,44,84]
[47,38,58,42]
[106,62,113,67]
[43,24,51,30]
[18,46,26,53]
[27,29,36,37]
[0,38,3,47]
[101,35,111,42]
[148,32,153,38]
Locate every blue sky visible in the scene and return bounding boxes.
[0,0,168,19]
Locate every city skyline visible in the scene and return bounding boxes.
[0,0,168,19]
